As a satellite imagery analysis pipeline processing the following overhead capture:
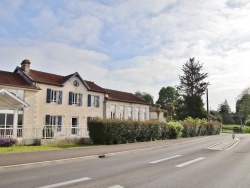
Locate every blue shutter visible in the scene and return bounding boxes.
[69,92,73,105]
[46,89,51,103]
[79,93,82,106]
[58,115,62,131]
[45,115,50,125]
[87,116,92,131]
[96,96,100,107]
[88,94,91,107]
[58,90,63,104]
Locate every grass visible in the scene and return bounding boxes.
[0,144,95,154]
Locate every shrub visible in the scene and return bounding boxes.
[0,138,17,147]
[168,122,183,139]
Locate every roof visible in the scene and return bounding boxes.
[0,70,38,90]
[26,69,72,86]
[105,88,149,105]
[0,89,29,110]
[84,80,108,93]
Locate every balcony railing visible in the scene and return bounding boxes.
[0,126,88,139]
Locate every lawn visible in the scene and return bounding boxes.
[0,144,95,154]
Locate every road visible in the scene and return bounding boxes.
[1,133,249,188]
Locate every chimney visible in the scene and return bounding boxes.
[21,59,31,74]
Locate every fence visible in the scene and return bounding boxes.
[0,126,88,139]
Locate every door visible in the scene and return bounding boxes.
[71,117,78,135]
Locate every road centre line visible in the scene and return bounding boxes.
[176,157,205,168]
[149,155,182,164]
[36,177,91,188]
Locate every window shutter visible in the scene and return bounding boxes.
[79,93,82,106]
[69,92,73,105]
[58,115,62,131]
[45,115,50,125]
[58,90,63,104]
[96,96,100,107]
[88,94,91,107]
[46,89,51,103]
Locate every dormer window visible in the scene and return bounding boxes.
[73,80,79,87]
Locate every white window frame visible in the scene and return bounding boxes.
[111,105,116,119]
[135,107,140,121]
[120,106,125,120]
[128,106,133,120]
[91,95,100,107]
[72,93,78,104]
[142,108,146,121]
[51,90,58,102]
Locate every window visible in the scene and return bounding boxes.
[73,80,79,87]
[120,106,125,120]
[72,93,78,104]
[128,106,133,120]
[51,90,57,102]
[45,115,62,131]
[111,105,116,119]
[88,94,100,107]
[135,107,140,121]
[142,108,146,121]
[46,89,63,104]
[69,92,82,106]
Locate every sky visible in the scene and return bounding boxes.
[1,0,250,112]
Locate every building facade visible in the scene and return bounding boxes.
[0,59,150,144]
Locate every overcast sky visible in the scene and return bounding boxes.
[1,0,250,111]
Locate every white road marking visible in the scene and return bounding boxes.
[226,138,240,151]
[108,185,124,188]
[176,157,205,168]
[149,155,182,164]
[37,177,91,188]
[206,139,228,149]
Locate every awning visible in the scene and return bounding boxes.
[0,89,29,110]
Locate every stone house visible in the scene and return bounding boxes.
[0,59,150,144]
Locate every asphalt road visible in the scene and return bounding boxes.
[1,133,249,188]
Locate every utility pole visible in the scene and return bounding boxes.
[206,88,209,121]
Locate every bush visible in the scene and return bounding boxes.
[0,138,17,147]
[168,122,183,139]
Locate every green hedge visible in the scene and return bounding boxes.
[88,118,221,145]
[181,117,221,137]
[88,119,181,145]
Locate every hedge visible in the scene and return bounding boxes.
[88,118,221,145]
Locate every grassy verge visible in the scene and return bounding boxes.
[0,144,95,154]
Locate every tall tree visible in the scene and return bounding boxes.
[134,91,154,105]
[236,93,250,124]
[156,86,179,119]
[218,100,234,124]
[176,58,209,119]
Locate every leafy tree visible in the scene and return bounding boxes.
[218,100,234,124]
[236,92,250,124]
[176,58,209,119]
[156,86,179,120]
[135,91,154,105]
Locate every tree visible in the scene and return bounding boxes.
[176,58,209,119]
[154,104,162,121]
[156,86,179,120]
[134,91,154,105]
[236,93,250,124]
[218,100,234,124]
